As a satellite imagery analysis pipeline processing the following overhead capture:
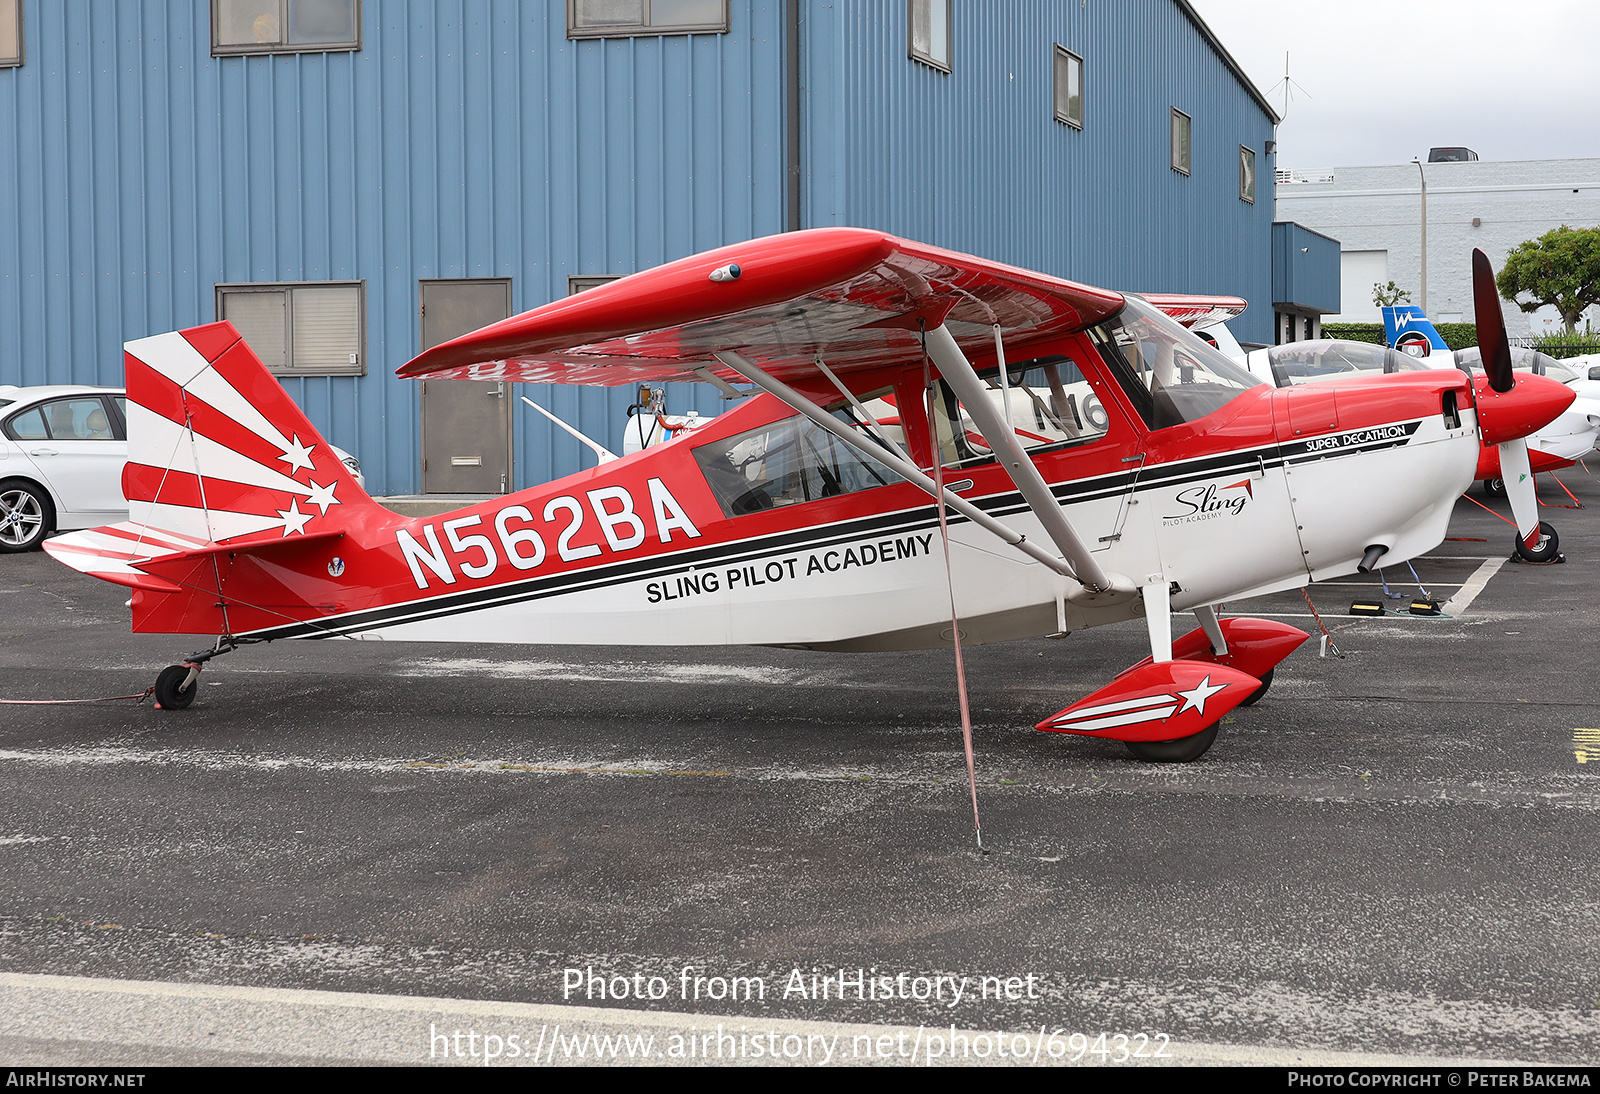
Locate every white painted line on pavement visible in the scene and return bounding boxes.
[1441,558,1508,617]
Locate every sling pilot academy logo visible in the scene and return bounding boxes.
[1162,478,1254,526]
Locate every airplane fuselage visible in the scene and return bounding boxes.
[127,342,1480,653]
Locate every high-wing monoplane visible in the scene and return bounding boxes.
[44,232,1573,762]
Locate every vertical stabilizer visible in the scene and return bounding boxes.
[119,322,377,545]
[45,323,386,634]
[1382,305,1450,360]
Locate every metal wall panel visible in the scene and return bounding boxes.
[0,0,785,495]
[1,1,1276,496]
[1272,221,1341,314]
[801,0,1276,342]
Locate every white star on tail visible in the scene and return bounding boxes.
[304,479,339,516]
[1175,675,1228,717]
[278,434,316,474]
[277,499,312,537]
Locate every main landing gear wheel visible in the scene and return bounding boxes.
[153,664,198,710]
[1513,521,1560,563]
[1483,477,1506,499]
[1123,724,1217,763]
[1238,667,1273,707]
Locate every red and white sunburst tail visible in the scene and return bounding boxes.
[43,321,387,634]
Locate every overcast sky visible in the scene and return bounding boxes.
[1186,0,1600,169]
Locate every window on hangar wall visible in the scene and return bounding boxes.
[1170,108,1191,176]
[567,0,729,38]
[567,276,622,295]
[1053,45,1082,128]
[0,0,21,68]
[217,282,366,377]
[908,0,950,72]
[1239,146,1256,203]
[212,0,360,56]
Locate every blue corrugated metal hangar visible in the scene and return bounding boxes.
[0,0,1279,497]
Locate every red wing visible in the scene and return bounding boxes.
[1141,293,1249,329]
[396,228,1124,388]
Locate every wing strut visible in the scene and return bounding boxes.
[921,324,1113,594]
[711,350,1088,585]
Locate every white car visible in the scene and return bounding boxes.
[0,384,364,553]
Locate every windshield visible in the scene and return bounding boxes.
[1265,340,1427,387]
[1088,294,1266,430]
[1454,346,1576,383]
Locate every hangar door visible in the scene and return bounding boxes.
[419,279,513,494]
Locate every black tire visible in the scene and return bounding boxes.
[0,479,54,553]
[1482,477,1506,499]
[1513,521,1560,563]
[1124,724,1218,763]
[153,664,198,710]
[1238,667,1274,707]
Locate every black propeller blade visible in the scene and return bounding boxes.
[1472,247,1515,394]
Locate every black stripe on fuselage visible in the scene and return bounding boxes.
[239,421,1427,641]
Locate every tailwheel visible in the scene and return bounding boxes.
[1238,666,1274,707]
[153,663,199,710]
[1513,521,1559,563]
[1124,724,1217,763]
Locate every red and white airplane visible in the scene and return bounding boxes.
[43,231,1573,762]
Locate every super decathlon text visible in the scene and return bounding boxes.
[646,533,936,603]
[396,478,701,590]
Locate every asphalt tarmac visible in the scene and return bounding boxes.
[1,477,1597,1066]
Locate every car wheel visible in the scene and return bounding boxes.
[0,480,53,553]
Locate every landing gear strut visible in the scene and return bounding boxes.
[151,636,254,711]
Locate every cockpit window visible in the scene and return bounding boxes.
[1454,346,1576,383]
[929,354,1111,467]
[1265,340,1427,386]
[692,399,902,518]
[1088,294,1267,431]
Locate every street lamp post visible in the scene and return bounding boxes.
[1411,157,1427,314]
